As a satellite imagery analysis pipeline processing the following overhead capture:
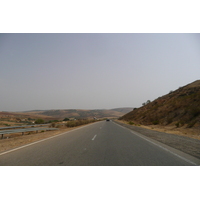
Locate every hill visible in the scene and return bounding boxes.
[119,80,200,128]
[110,107,133,114]
[0,107,133,126]
[25,108,133,119]
[0,111,56,126]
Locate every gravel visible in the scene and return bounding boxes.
[115,120,200,159]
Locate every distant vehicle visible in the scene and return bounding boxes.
[106,119,110,121]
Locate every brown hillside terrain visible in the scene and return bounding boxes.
[119,80,200,137]
[24,108,133,120]
[0,111,56,127]
[0,108,132,127]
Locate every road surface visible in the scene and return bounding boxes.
[0,120,199,166]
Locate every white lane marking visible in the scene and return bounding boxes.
[130,130,197,166]
[92,135,97,141]
[113,122,199,166]
[0,121,102,156]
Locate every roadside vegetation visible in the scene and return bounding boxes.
[35,118,45,124]
[48,119,98,128]
[65,119,96,127]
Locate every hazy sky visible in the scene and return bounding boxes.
[1,33,200,111]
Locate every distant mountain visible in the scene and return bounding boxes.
[0,111,56,125]
[38,108,133,119]
[21,108,133,120]
[119,80,200,128]
[0,108,133,124]
[110,107,133,113]
[22,110,45,112]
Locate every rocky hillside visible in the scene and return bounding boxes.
[119,80,200,128]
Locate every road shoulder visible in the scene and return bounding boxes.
[114,120,200,160]
[0,122,97,154]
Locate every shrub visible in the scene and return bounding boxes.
[66,119,95,128]
[48,120,60,123]
[63,118,70,121]
[146,100,151,104]
[175,122,180,128]
[35,119,45,124]
[4,124,10,126]
[128,121,134,125]
[152,120,159,125]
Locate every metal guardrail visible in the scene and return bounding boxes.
[0,124,50,130]
[0,127,58,139]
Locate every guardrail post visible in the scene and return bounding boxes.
[1,134,3,139]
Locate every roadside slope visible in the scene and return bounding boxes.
[120,80,200,130]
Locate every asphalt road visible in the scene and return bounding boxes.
[0,120,199,166]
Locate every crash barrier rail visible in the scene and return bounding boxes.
[0,127,58,139]
[0,124,50,130]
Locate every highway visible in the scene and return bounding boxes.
[0,120,199,166]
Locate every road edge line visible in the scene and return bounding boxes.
[0,121,102,156]
[113,121,200,166]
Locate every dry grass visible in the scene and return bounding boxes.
[117,120,200,140]
[65,119,96,127]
